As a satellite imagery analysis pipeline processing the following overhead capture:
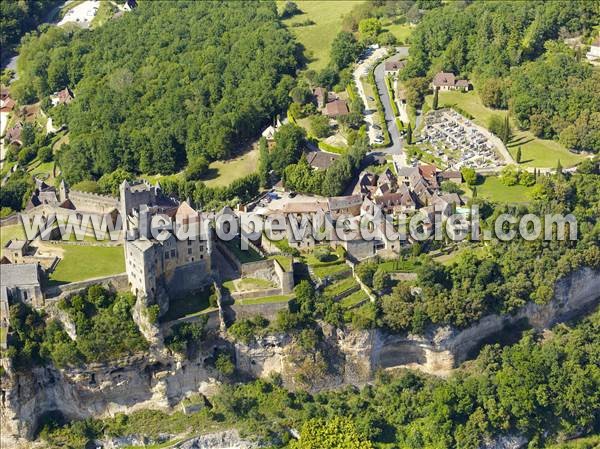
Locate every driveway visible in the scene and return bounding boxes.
[372,47,409,158]
[353,46,389,145]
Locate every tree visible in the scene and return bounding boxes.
[556,159,563,175]
[290,85,312,105]
[98,168,134,196]
[10,1,300,177]
[309,114,331,138]
[460,167,477,186]
[516,146,522,164]
[21,123,35,147]
[281,1,300,18]
[406,122,413,144]
[330,31,363,70]
[373,269,390,292]
[356,261,377,288]
[432,88,439,110]
[290,417,374,449]
[184,156,209,181]
[270,124,306,174]
[358,18,382,43]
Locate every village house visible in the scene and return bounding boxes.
[51,87,75,106]
[431,72,471,92]
[384,59,406,76]
[0,88,15,113]
[324,99,349,118]
[5,122,23,146]
[305,150,340,171]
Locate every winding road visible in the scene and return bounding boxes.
[373,49,409,156]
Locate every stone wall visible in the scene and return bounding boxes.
[223,300,290,323]
[45,273,129,300]
[2,268,598,447]
[67,190,120,214]
[163,260,212,297]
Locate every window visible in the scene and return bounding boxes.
[187,248,192,255]
[200,254,203,259]
[23,291,28,300]
[187,240,192,246]
[199,245,204,252]
[171,249,176,258]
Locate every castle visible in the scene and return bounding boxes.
[120,180,213,300]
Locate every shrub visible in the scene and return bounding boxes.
[184,156,209,181]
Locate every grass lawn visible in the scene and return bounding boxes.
[269,255,293,271]
[340,289,369,309]
[0,224,25,256]
[224,277,275,293]
[142,147,258,189]
[28,159,55,181]
[424,90,586,168]
[382,22,415,44]
[474,175,534,204]
[235,294,294,306]
[324,276,357,298]
[313,262,351,280]
[378,258,421,273]
[49,244,125,284]
[279,1,361,71]
[159,286,213,322]
[203,146,258,188]
[434,245,487,266]
[222,237,264,264]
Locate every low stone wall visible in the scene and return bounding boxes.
[223,301,290,323]
[231,287,283,301]
[45,273,129,300]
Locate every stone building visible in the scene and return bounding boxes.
[121,180,212,299]
[0,263,44,307]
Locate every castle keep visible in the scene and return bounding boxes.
[120,180,213,300]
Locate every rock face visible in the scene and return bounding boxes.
[1,268,598,447]
[0,353,221,447]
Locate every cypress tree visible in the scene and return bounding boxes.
[432,88,439,110]
[407,122,413,145]
[516,146,522,164]
[556,159,563,175]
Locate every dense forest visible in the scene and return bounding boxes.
[0,0,59,56]
[11,1,300,182]
[40,310,600,448]
[401,0,600,152]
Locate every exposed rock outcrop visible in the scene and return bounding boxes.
[1,268,598,447]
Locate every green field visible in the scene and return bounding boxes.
[203,146,259,188]
[280,1,360,71]
[382,22,414,43]
[474,175,534,204]
[143,147,258,189]
[235,294,294,306]
[424,90,586,168]
[0,224,25,256]
[49,244,125,284]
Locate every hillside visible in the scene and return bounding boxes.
[11,1,300,183]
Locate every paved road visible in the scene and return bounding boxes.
[373,48,409,158]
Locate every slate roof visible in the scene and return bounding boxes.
[0,263,40,287]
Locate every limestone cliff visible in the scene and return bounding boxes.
[1,268,598,447]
